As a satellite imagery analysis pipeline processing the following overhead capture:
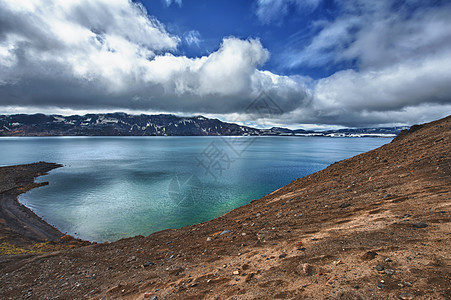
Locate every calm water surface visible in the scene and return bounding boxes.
[0,136,389,242]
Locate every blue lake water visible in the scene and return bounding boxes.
[0,136,390,242]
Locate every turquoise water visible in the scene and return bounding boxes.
[0,136,389,242]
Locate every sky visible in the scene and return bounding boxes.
[0,0,450,128]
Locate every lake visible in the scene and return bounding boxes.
[0,136,390,242]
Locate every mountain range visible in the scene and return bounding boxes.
[0,113,407,137]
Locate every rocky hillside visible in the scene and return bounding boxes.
[0,116,449,299]
[0,113,405,137]
[0,113,260,136]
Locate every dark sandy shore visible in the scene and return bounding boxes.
[0,162,67,248]
[0,116,449,299]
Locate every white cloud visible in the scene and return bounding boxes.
[164,0,182,7]
[183,30,201,47]
[292,49,451,126]
[284,0,451,71]
[0,0,309,115]
[314,51,451,112]
[255,0,321,25]
[0,0,180,79]
[283,17,359,68]
[274,48,451,127]
[271,0,451,126]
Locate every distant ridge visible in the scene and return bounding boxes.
[0,113,406,137]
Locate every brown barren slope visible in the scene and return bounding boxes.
[0,116,450,299]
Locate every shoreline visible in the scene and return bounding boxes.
[0,162,67,248]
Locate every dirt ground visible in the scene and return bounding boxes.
[0,116,449,299]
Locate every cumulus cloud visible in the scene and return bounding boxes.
[275,0,451,126]
[0,0,309,115]
[255,0,321,25]
[289,49,451,127]
[314,51,451,112]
